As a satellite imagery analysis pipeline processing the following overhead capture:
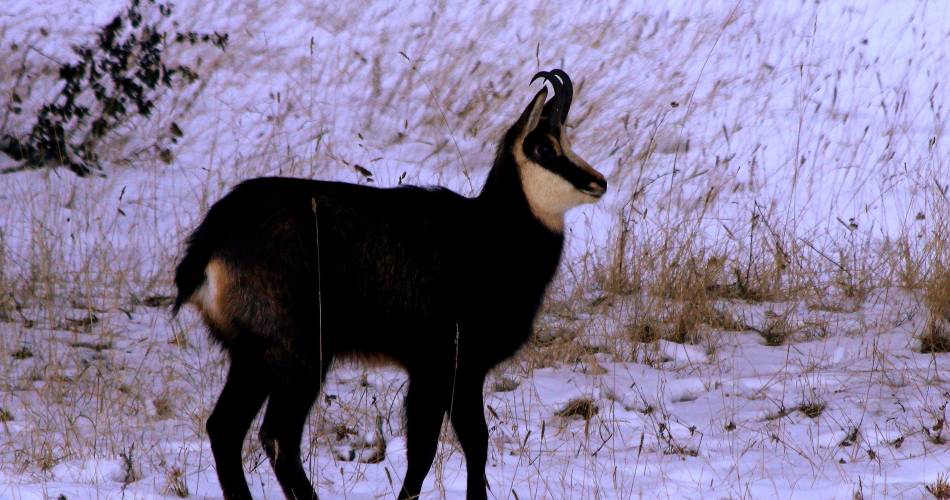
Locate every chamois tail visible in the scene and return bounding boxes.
[172,226,215,315]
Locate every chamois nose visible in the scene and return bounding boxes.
[583,176,607,198]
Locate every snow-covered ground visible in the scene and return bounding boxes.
[1,0,948,498]
[2,289,948,498]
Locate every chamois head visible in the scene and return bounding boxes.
[510,69,607,231]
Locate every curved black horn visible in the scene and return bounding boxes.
[531,70,562,99]
[550,69,573,121]
[531,71,562,127]
[530,70,550,85]
[530,69,571,127]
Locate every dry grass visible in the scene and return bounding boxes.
[928,473,950,500]
[0,0,948,497]
[798,398,827,419]
[920,319,950,354]
[919,203,950,353]
[165,466,190,498]
[555,398,599,421]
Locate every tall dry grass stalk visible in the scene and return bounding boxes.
[0,1,948,496]
[919,193,950,353]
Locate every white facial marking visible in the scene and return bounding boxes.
[514,132,599,232]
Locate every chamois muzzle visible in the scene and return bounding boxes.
[581,175,608,198]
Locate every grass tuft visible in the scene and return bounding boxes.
[921,213,950,353]
[166,466,189,498]
[11,346,33,360]
[927,473,950,500]
[920,318,950,354]
[555,398,599,420]
[798,399,826,419]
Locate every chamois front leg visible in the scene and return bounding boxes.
[449,370,489,500]
[398,371,452,499]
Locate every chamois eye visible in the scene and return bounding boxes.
[535,143,555,158]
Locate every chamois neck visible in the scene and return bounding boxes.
[477,150,565,236]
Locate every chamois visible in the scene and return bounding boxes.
[173,69,607,500]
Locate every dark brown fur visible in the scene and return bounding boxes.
[173,69,605,500]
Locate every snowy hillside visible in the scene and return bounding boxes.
[0,0,948,498]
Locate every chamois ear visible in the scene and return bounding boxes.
[514,88,548,137]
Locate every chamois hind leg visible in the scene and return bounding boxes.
[449,370,489,500]
[207,347,270,500]
[398,370,453,500]
[259,360,329,500]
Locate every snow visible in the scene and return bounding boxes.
[1,0,948,498]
